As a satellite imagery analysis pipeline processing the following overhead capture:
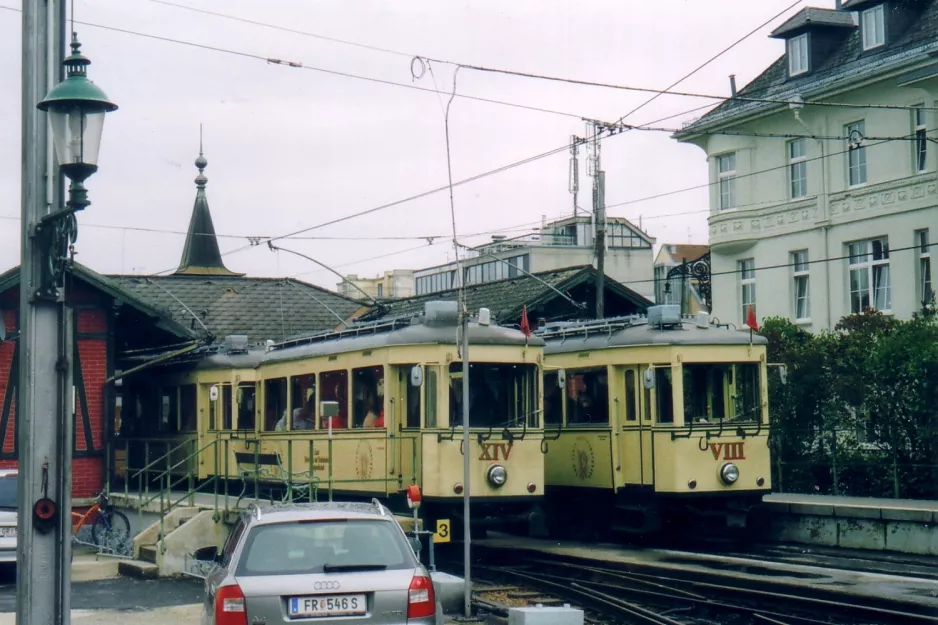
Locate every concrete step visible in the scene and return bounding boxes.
[139,544,157,564]
[117,559,159,579]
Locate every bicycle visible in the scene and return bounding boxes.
[71,491,131,554]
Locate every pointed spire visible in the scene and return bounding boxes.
[175,128,243,276]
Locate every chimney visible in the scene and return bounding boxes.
[729,74,737,97]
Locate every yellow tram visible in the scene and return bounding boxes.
[131,301,546,536]
[535,305,772,538]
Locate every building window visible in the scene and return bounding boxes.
[377,284,384,297]
[739,258,755,321]
[787,34,809,77]
[791,250,810,321]
[788,138,807,198]
[914,106,927,172]
[861,4,885,51]
[846,121,867,186]
[717,153,736,210]
[848,238,890,313]
[918,229,933,308]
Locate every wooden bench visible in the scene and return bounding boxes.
[234,450,318,506]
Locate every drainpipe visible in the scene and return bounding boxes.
[792,95,833,329]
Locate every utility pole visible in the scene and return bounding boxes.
[569,135,582,217]
[19,2,71,625]
[585,120,606,319]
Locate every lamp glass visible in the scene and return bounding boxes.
[48,105,106,168]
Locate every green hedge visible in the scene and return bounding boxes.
[763,310,938,499]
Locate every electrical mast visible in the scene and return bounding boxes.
[585,120,606,319]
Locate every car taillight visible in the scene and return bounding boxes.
[407,572,435,620]
[215,584,247,625]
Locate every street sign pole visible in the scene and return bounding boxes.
[18,2,71,625]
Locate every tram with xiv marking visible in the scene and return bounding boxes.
[535,304,773,539]
[129,301,546,537]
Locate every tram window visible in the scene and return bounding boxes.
[448,363,538,428]
[222,385,233,430]
[642,368,652,421]
[655,367,674,424]
[180,384,197,432]
[207,385,217,430]
[683,364,726,424]
[320,370,349,429]
[264,378,288,432]
[732,363,761,422]
[237,383,256,432]
[425,367,438,428]
[565,368,609,425]
[543,373,562,425]
[401,365,420,429]
[624,369,637,421]
[290,374,316,431]
[353,366,385,428]
[159,388,178,433]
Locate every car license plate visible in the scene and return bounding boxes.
[0,527,15,538]
[289,594,366,618]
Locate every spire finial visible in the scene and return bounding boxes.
[195,123,208,188]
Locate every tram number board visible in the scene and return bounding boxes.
[433,519,451,543]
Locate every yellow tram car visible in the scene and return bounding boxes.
[133,301,546,536]
[536,305,772,538]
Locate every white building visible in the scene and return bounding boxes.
[413,215,656,300]
[675,0,935,331]
[337,269,415,300]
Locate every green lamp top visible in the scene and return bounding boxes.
[37,33,117,114]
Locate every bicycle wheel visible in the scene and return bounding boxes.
[91,509,131,553]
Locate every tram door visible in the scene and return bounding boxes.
[619,366,654,487]
[393,365,421,488]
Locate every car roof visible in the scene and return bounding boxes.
[242,501,395,526]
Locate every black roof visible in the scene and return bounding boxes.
[109,274,364,343]
[360,265,652,326]
[677,1,938,136]
[769,7,857,38]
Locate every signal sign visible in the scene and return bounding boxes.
[433,519,451,543]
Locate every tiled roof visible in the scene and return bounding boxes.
[360,265,652,324]
[770,8,857,38]
[678,1,938,134]
[109,275,364,343]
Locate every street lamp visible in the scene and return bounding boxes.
[34,32,117,299]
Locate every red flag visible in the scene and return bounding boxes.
[745,306,759,332]
[520,305,532,337]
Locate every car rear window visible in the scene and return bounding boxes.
[236,519,416,577]
[0,475,17,510]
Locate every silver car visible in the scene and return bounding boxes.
[0,470,17,565]
[201,500,437,625]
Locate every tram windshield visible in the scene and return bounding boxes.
[448,363,539,428]
[682,363,761,424]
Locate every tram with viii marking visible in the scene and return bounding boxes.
[535,304,773,539]
[125,301,547,537]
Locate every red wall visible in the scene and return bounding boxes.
[0,281,109,499]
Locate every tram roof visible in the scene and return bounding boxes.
[538,316,768,353]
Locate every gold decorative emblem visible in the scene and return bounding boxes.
[570,437,594,480]
[355,440,373,480]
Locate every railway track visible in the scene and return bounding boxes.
[443,542,938,625]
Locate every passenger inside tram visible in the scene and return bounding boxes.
[353,367,385,428]
[320,371,349,429]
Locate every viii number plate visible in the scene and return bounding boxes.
[289,594,366,618]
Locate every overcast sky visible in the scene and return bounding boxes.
[0,0,820,290]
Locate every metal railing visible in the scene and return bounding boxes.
[106,432,421,557]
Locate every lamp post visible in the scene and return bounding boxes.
[18,16,116,625]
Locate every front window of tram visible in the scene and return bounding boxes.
[448,363,539,428]
[682,363,762,424]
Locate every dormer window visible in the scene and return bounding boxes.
[861,4,885,50]
[787,34,809,77]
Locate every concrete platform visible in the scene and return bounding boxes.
[474,534,938,612]
[761,493,938,555]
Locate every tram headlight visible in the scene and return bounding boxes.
[486,465,507,488]
[720,463,740,485]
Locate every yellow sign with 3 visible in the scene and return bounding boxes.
[433,519,451,543]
